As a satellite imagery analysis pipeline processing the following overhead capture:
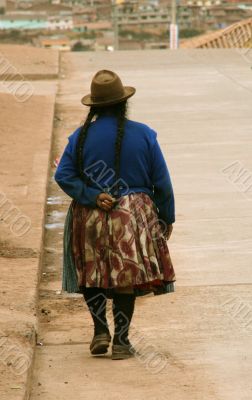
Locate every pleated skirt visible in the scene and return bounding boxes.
[68,192,176,298]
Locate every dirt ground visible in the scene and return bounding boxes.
[0,46,58,400]
[0,44,59,79]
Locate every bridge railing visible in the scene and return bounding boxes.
[180,17,252,49]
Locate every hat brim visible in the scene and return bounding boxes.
[81,86,136,107]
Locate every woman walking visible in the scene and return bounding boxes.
[55,70,176,360]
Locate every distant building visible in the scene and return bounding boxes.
[94,35,114,51]
[0,13,48,30]
[117,0,252,31]
[74,20,112,32]
[0,11,73,30]
[1,0,252,36]
[15,0,33,9]
[36,34,71,50]
[47,13,73,30]
[60,0,110,5]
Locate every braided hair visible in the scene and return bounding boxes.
[113,101,127,195]
[77,107,96,184]
[76,100,128,194]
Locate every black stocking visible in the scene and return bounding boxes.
[83,287,109,336]
[112,293,136,346]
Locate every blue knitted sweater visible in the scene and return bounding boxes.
[55,115,175,225]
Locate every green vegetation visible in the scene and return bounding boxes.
[119,28,204,42]
[80,31,97,39]
[0,30,31,44]
[72,41,91,51]
[119,29,154,40]
[179,28,204,38]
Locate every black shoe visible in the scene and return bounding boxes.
[111,342,138,360]
[90,332,111,355]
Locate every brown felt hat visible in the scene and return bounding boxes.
[81,70,136,107]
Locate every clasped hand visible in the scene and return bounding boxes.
[96,193,173,241]
[96,193,116,211]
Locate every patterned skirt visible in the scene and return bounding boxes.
[66,192,175,298]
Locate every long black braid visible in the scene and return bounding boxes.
[76,101,128,194]
[114,101,127,195]
[77,107,96,184]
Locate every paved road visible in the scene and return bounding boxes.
[31,49,252,400]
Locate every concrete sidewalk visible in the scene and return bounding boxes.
[29,49,252,400]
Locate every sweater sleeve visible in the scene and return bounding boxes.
[150,135,175,225]
[54,135,101,207]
